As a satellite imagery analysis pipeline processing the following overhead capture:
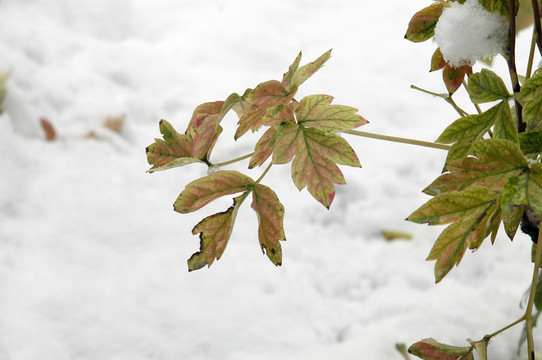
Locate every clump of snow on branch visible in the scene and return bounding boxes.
[434,0,509,67]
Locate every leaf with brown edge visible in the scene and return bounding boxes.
[430,48,445,72]
[251,184,286,266]
[295,94,368,131]
[188,194,245,271]
[408,338,473,360]
[408,187,499,282]
[235,80,296,139]
[443,63,472,94]
[174,170,255,213]
[423,139,528,196]
[289,49,332,90]
[405,3,444,43]
[146,119,194,172]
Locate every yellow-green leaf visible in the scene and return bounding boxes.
[405,4,444,43]
[146,120,194,172]
[188,195,245,271]
[519,72,542,131]
[289,49,332,90]
[424,139,528,195]
[174,170,255,213]
[468,69,510,104]
[251,184,286,266]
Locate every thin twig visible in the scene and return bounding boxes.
[532,0,542,55]
[525,227,542,360]
[508,0,525,131]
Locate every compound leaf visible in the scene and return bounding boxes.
[251,184,286,266]
[295,94,368,131]
[424,139,528,195]
[235,80,296,139]
[188,195,245,271]
[468,69,510,104]
[405,4,444,43]
[174,170,255,213]
[409,338,473,360]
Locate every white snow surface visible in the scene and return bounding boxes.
[0,1,539,359]
[434,0,509,67]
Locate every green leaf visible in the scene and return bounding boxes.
[437,101,508,144]
[295,94,369,131]
[519,72,542,131]
[501,203,523,240]
[519,131,542,155]
[405,4,444,43]
[174,170,255,213]
[251,184,286,266]
[492,101,519,143]
[221,91,251,121]
[479,0,518,17]
[146,157,204,173]
[408,338,473,360]
[468,69,510,104]
[424,139,528,195]
[443,139,473,166]
[500,163,542,218]
[273,123,361,208]
[408,187,499,282]
[289,49,332,90]
[188,195,245,271]
[235,80,296,139]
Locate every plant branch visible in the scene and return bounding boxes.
[532,0,542,55]
[527,27,538,80]
[341,129,451,150]
[525,225,542,359]
[508,0,525,132]
[255,162,273,184]
[410,85,469,117]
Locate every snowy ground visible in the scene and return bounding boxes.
[0,1,540,359]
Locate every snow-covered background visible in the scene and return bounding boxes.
[0,1,540,359]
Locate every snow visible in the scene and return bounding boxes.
[0,1,539,359]
[434,0,509,67]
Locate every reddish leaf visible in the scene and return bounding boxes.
[295,94,368,131]
[288,49,332,90]
[443,64,472,94]
[174,170,255,213]
[146,120,194,172]
[431,48,446,72]
[251,184,286,266]
[188,195,245,271]
[405,3,444,43]
[249,127,276,168]
[187,101,224,137]
[409,338,473,360]
[235,80,296,139]
[40,117,56,141]
[274,125,360,208]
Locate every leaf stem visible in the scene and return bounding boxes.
[462,80,483,114]
[255,162,273,184]
[410,85,469,117]
[525,225,542,359]
[526,27,538,80]
[341,129,451,151]
[210,152,255,169]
